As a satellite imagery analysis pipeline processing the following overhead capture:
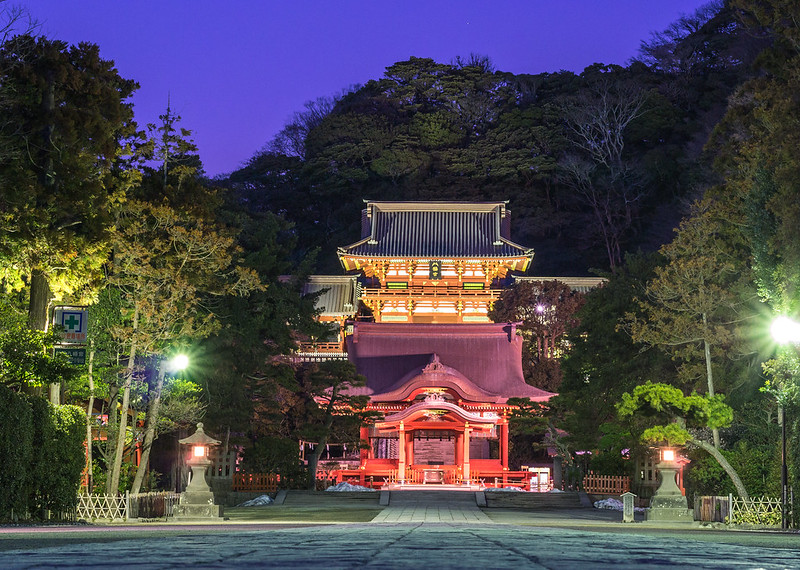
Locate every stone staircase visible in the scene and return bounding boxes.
[386,490,479,507]
[281,490,380,506]
[278,489,587,510]
[483,491,585,509]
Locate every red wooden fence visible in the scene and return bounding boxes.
[582,472,630,494]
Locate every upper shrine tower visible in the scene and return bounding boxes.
[337,201,533,323]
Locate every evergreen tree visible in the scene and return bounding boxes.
[0,35,137,336]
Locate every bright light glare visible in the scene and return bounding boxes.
[771,316,800,345]
[662,449,675,461]
[193,445,205,458]
[168,354,190,371]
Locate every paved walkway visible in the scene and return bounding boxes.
[1,522,799,568]
[371,490,491,523]
[2,492,800,568]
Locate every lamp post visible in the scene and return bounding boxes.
[770,316,800,530]
[130,353,190,495]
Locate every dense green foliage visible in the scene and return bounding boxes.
[0,385,85,520]
[4,1,800,509]
[490,280,585,391]
[223,4,762,274]
[554,253,674,451]
[0,34,137,329]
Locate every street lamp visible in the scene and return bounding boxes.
[168,353,190,373]
[131,352,192,495]
[770,315,800,530]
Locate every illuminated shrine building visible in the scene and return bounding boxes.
[305,201,566,487]
[348,321,552,484]
[338,201,533,323]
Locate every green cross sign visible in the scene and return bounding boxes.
[63,314,81,331]
[53,307,87,345]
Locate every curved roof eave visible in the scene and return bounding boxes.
[378,400,499,426]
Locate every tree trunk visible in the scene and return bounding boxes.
[690,437,749,500]
[28,268,52,331]
[307,387,339,491]
[307,447,321,491]
[108,308,139,495]
[85,343,95,492]
[107,367,132,494]
[702,314,721,449]
[131,359,166,495]
[28,268,58,402]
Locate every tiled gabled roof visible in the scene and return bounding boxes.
[515,276,607,294]
[338,201,533,259]
[344,322,554,403]
[302,275,360,317]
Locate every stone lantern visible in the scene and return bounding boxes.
[174,423,224,519]
[646,447,692,522]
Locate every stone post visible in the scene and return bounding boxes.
[621,491,636,523]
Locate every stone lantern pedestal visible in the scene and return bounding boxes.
[174,423,224,520]
[646,450,692,522]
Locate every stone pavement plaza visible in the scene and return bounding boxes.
[1,492,799,569]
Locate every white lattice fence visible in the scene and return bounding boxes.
[76,493,128,521]
[729,495,782,526]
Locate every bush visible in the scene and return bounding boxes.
[47,405,86,512]
[685,441,775,501]
[242,436,306,488]
[0,386,86,520]
[732,509,781,526]
[0,385,34,520]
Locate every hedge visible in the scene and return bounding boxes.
[0,385,86,520]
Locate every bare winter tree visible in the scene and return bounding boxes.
[1,1,38,43]
[637,0,723,73]
[268,88,356,159]
[558,78,649,269]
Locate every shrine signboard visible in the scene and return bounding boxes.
[53,306,88,344]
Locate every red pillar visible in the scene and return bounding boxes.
[455,431,464,475]
[359,426,370,468]
[463,423,471,482]
[500,417,509,469]
[398,422,406,482]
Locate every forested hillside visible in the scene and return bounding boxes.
[223,1,766,275]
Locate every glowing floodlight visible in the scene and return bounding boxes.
[168,354,190,372]
[771,316,800,345]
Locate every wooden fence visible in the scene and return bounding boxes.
[694,495,790,526]
[582,472,630,495]
[75,491,180,521]
[210,450,238,479]
[128,492,180,520]
[76,493,128,521]
[693,495,730,523]
[232,472,280,492]
[729,495,783,526]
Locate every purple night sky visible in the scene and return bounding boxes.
[20,1,710,177]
